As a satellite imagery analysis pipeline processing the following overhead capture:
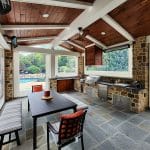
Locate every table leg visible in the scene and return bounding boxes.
[33,117,37,149]
[73,106,77,112]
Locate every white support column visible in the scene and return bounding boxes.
[13,51,20,97]
[46,54,51,89]
[50,53,55,78]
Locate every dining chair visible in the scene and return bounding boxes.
[47,109,87,150]
[32,84,43,92]
[28,85,43,111]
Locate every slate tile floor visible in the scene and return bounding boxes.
[2,92,150,150]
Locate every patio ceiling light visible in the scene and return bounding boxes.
[42,14,49,18]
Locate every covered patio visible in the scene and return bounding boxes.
[0,0,150,150]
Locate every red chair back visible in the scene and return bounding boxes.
[58,110,87,144]
[32,85,43,92]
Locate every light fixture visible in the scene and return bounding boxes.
[78,27,84,36]
[101,32,106,35]
[0,0,11,15]
[42,14,49,18]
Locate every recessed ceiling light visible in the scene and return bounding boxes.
[42,14,49,18]
[101,32,106,35]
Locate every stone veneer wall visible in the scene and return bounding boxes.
[5,49,14,101]
[103,36,149,113]
[78,56,84,75]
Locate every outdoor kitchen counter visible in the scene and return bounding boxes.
[49,77,80,92]
[49,76,79,80]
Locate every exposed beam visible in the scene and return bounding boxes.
[102,15,134,41]
[52,0,127,47]
[66,40,85,51]
[0,32,10,50]
[85,43,95,48]
[8,36,56,42]
[85,35,107,49]
[15,46,80,56]
[1,25,69,30]
[107,41,133,49]
[11,0,92,9]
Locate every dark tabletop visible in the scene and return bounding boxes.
[28,90,77,117]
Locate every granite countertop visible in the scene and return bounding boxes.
[97,81,143,90]
[49,76,80,80]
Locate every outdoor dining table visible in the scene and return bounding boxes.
[28,90,77,149]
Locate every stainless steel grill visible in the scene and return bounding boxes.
[85,76,100,85]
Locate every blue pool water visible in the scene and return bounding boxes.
[20,78,45,83]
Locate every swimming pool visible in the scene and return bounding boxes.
[20,78,45,83]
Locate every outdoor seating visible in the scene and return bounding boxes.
[32,85,43,92]
[47,109,87,150]
[0,100,22,150]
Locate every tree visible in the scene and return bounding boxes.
[27,65,41,74]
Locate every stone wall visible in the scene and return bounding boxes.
[5,50,14,101]
[78,55,84,75]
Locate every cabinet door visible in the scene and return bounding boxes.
[95,47,103,65]
[57,80,66,92]
[66,79,74,91]
[85,46,95,65]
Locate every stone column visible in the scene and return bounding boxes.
[5,49,14,101]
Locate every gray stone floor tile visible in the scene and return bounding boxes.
[144,135,150,144]
[128,115,144,125]
[110,133,138,150]
[108,118,123,127]
[93,140,120,150]
[100,123,118,136]
[139,120,150,132]
[65,131,98,150]
[118,122,148,141]
[84,122,108,143]
[136,142,150,150]
[110,111,129,121]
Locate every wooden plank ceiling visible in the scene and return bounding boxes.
[0,1,83,47]
[109,0,150,38]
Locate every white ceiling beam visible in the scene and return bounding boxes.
[0,32,10,50]
[1,25,69,30]
[8,36,56,42]
[11,0,92,9]
[102,15,134,41]
[52,0,127,47]
[85,35,107,49]
[66,40,85,51]
[85,43,95,48]
[15,46,80,56]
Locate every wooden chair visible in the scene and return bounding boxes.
[47,109,87,150]
[28,85,43,111]
[32,85,43,92]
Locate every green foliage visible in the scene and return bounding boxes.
[27,65,41,74]
[19,53,45,74]
[58,56,76,73]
